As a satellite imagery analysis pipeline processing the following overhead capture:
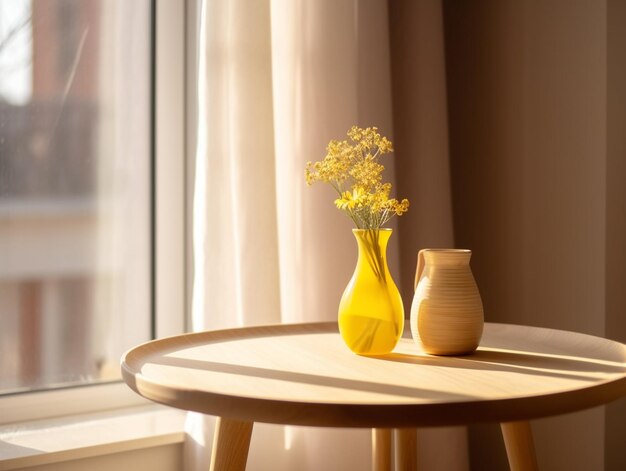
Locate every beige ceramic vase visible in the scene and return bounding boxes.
[410,249,484,355]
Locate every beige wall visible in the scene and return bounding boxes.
[393,0,625,469]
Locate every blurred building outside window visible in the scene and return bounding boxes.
[0,0,152,395]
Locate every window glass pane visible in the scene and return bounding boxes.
[0,0,151,394]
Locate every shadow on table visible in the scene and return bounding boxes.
[151,355,479,401]
[372,348,625,382]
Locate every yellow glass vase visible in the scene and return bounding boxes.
[338,229,404,355]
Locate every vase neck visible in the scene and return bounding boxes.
[352,229,392,252]
[352,229,391,280]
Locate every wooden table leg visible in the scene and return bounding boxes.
[396,428,417,471]
[372,428,392,471]
[210,417,254,471]
[501,421,538,471]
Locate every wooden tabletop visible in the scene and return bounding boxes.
[121,322,626,428]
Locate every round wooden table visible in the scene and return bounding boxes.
[121,322,626,471]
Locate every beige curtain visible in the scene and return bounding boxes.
[187,0,401,469]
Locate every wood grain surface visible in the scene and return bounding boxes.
[372,429,392,471]
[121,322,626,428]
[501,421,539,471]
[209,417,253,471]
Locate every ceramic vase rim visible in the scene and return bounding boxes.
[421,248,470,253]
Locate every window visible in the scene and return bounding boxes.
[0,0,153,395]
[0,0,186,425]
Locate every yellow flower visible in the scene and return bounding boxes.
[350,159,384,190]
[335,191,354,210]
[306,126,409,229]
[335,187,367,210]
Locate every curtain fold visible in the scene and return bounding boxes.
[270,0,398,324]
[186,1,283,467]
[190,0,280,333]
[187,1,397,469]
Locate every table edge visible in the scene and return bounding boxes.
[120,322,626,428]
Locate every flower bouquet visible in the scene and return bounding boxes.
[305,126,409,354]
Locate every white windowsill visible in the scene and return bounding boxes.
[0,405,186,470]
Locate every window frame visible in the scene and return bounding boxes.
[0,0,189,425]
